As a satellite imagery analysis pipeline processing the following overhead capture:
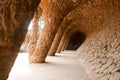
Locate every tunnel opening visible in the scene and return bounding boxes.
[66,32,86,50]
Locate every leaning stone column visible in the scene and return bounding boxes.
[29,7,62,62]
[0,0,40,80]
[47,19,72,56]
[61,30,73,51]
[57,27,78,52]
[57,29,71,53]
[28,7,42,61]
[30,0,81,63]
[47,27,63,56]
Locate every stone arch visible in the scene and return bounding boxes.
[1,0,120,80]
[66,31,86,50]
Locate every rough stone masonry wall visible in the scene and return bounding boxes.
[48,0,120,79]
[77,22,120,80]
[0,0,40,80]
[75,1,120,80]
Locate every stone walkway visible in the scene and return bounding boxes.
[8,52,89,80]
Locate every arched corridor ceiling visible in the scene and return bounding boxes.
[0,0,120,80]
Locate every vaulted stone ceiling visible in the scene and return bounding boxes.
[0,0,120,80]
[29,0,120,79]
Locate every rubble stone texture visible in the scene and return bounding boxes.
[0,0,40,80]
[0,0,120,80]
[47,14,74,56]
[28,7,41,61]
[37,0,120,79]
[56,28,72,53]
[30,0,81,62]
[70,0,120,79]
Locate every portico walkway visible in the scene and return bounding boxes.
[8,51,89,80]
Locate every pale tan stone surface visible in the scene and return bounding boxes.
[8,52,89,80]
[1,0,120,80]
[0,0,40,80]
[30,0,82,63]
[54,0,120,79]
[76,26,120,80]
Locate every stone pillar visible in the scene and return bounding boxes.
[30,0,81,63]
[47,19,72,56]
[28,7,41,61]
[57,29,71,53]
[63,37,71,51]
[29,13,62,63]
[0,0,40,80]
[47,27,63,56]
[61,31,73,51]
[57,27,79,52]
